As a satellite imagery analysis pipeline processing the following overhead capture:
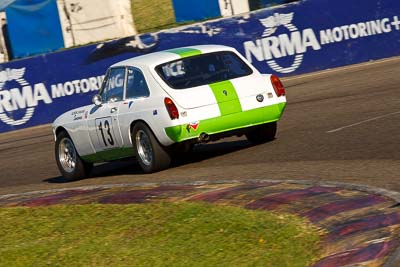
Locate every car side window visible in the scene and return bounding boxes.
[126,68,150,99]
[102,68,126,102]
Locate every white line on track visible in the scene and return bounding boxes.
[327,111,400,133]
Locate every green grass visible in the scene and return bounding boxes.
[131,0,177,33]
[0,202,322,266]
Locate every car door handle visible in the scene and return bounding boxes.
[110,107,118,113]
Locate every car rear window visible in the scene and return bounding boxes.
[155,51,253,89]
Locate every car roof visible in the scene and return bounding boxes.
[111,44,237,69]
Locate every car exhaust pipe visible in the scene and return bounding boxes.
[198,132,210,143]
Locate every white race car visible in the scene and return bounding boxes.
[52,45,286,180]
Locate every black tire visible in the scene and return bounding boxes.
[132,122,171,173]
[55,131,93,181]
[246,122,277,144]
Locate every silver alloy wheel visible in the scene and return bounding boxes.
[58,137,77,173]
[136,129,153,166]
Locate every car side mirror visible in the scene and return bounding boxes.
[92,94,102,106]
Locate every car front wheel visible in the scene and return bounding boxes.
[246,122,277,144]
[55,131,93,181]
[132,122,171,173]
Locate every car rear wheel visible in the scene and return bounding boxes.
[55,131,93,181]
[246,122,277,144]
[132,122,171,173]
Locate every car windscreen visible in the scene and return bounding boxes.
[155,51,253,89]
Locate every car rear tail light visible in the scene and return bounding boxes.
[270,74,286,97]
[164,97,179,120]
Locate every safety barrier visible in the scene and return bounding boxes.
[0,0,399,133]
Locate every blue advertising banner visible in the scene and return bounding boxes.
[0,0,399,133]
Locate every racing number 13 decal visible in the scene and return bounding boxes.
[99,120,114,146]
[95,118,115,147]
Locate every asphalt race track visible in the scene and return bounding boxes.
[0,57,399,195]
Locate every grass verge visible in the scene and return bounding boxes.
[131,0,177,33]
[0,202,322,266]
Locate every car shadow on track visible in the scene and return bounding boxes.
[43,139,253,183]
[172,139,251,166]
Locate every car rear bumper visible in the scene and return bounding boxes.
[164,102,286,143]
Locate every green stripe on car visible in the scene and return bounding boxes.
[165,102,286,143]
[209,80,242,116]
[81,147,135,163]
[165,48,202,58]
